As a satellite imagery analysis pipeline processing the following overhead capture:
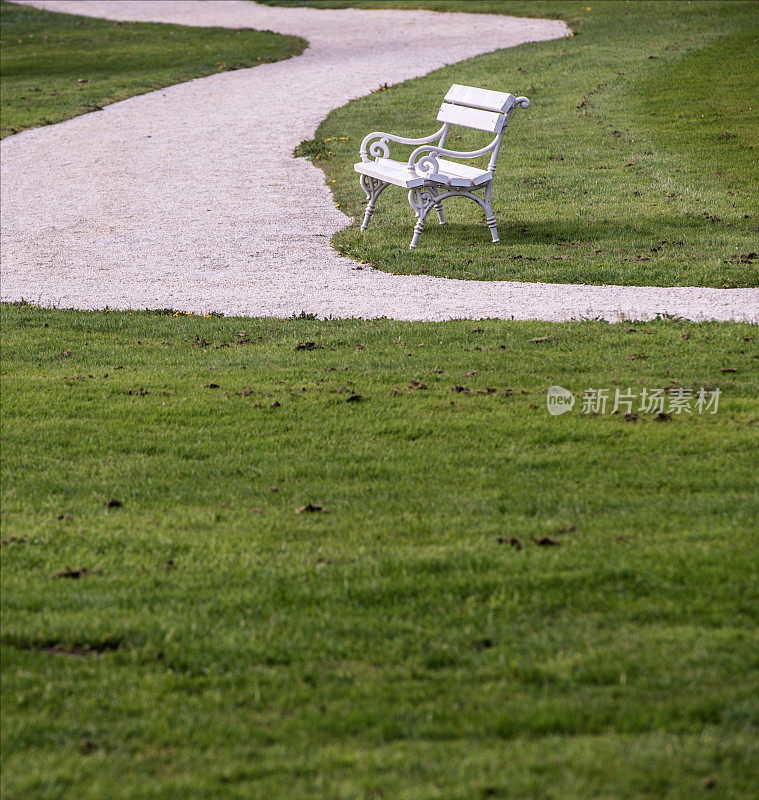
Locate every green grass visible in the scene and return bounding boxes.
[0,0,306,138]
[2,303,758,799]
[284,0,759,288]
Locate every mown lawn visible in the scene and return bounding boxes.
[2,304,758,799]
[0,0,306,138]
[286,0,759,287]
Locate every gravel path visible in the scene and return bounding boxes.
[2,1,756,322]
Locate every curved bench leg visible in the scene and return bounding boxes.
[408,189,436,249]
[359,176,389,231]
[429,187,446,225]
[410,217,425,249]
[452,184,499,243]
[407,185,499,248]
[482,184,499,243]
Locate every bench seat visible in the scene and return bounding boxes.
[425,158,492,188]
[354,158,425,188]
[354,157,492,189]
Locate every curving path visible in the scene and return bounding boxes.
[1,0,756,322]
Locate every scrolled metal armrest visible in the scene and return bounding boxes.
[407,141,497,177]
[359,125,447,162]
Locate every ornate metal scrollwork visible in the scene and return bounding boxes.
[407,188,437,218]
[359,175,389,231]
[366,137,390,160]
[360,174,386,201]
[411,150,440,178]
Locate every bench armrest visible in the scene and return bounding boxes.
[359,126,447,162]
[407,141,497,177]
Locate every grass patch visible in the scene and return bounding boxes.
[2,303,758,798]
[0,0,306,137]
[284,0,759,287]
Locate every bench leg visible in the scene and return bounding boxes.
[410,219,424,249]
[407,185,498,248]
[361,199,377,231]
[459,184,499,243]
[482,184,499,243]
[429,187,446,225]
[408,189,436,249]
[359,176,388,231]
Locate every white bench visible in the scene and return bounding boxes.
[354,84,530,248]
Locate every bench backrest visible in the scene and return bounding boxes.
[437,84,517,134]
